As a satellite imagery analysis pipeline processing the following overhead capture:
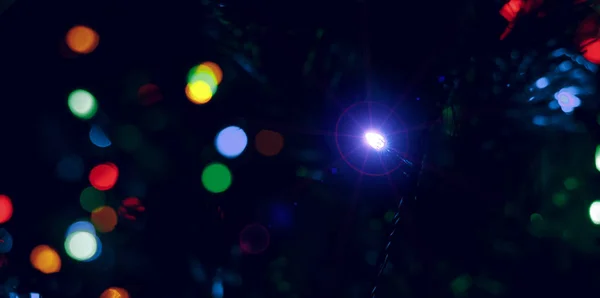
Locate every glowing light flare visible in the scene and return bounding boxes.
[335,101,410,176]
[89,162,119,191]
[364,131,386,150]
[0,195,13,224]
[65,25,99,54]
[30,245,61,274]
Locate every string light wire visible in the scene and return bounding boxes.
[370,150,427,298]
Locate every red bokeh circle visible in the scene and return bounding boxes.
[0,195,13,224]
[239,223,270,254]
[89,162,119,191]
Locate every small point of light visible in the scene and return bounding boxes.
[365,132,386,150]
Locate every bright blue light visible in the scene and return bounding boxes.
[212,279,224,298]
[535,77,549,89]
[89,125,111,148]
[554,87,581,110]
[215,126,248,159]
[66,221,96,238]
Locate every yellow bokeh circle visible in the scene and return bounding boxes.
[185,81,213,104]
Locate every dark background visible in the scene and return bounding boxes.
[1,0,600,297]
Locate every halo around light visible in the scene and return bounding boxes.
[335,101,409,176]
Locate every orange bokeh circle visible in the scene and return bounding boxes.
[66,25,99,54]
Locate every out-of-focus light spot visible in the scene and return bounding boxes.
[548,100,559,110]
[558,61,573,72]
[56,155,84,182]
[595,145,600,172]
[212,279,224,298]
[79,187,106,212]
[85,234,102,262]
[535,77,549,89]
[30,245,61,274]
[65,25,99,54]
[68,89,98,120]
[554,88,581,112]
[89,125,111,148]
[532,115,548,126]
[100,287,130,298]
[65,231,97,261]
[116,125,143,152]
[118,197,145,221]
[188,62,223,85]
[189,71,218,92]
[563,177,579,190]
[31,293,40,298]
[91,206,118,233]
[561,105,575,113]
[255,130,284,156]
[0,228,13,253]
[89,163,119,191]
[186,80,214,104]
[215,126,248,158]
[190,258,207,282]
[365,131,386,150]
[529,213,543,222]
[580,38,600,64]
[589,201,600,224]
[296,166,308,177]
[552,193,568,207]
[66,221,96,238]
[137,83,163,106]
[383,210,395,223]
[0,195,14,224]
[202,163,232,193]
[239,223,270,254]
[269,203,293,229]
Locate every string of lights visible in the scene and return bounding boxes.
[369,150,426,298]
